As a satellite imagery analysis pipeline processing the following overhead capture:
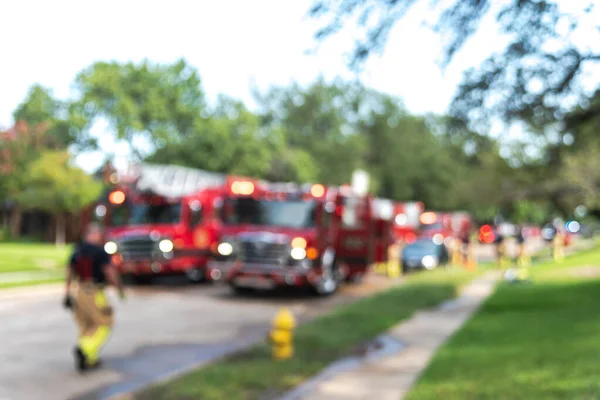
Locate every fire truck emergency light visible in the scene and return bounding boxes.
[108,190,126,205]
[479,224,495,244]
[306,247,319,260]
[310,184,325,198]
[231,181,254,196]
[291,237,307,249]
[420,212,437,225]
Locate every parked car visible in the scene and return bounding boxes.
[401,238,449,272]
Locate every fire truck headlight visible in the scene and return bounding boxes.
[291,247,307,260]
[104,241,118,255]
[395,213,407,226]
[218,242,233,256]
[422,255,438,270]
[159,239,174,253]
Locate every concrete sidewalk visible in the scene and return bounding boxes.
[286,271,500,400]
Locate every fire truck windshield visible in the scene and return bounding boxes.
[128,203,181,225]
[221,198,316,229]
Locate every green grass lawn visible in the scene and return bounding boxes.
[138,267,481,400]
[0,243,71,288]
[0,276,66,289]
[407,244,600,400]
[0,243,71,273]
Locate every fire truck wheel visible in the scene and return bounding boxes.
[345,274,364,284]
[131,275,154,285]
[185,268,205,283]
[230,285,255,296]
[313,248,339,296]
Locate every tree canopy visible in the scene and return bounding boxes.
[5,51,597,229]
[309,0,600,133]
[73,59,206,158]
[17,151,102,245]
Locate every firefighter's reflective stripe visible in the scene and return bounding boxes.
[73,283,113,365]
[79,326,111,364]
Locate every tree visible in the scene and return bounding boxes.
[559,143,600,212]
[309,1,600,134]
[17,151,102,246]
[73,59,206,158]
[148,96,275,178]
[0,122,53,238]
[255,79,366,185]
[13,84,90,150]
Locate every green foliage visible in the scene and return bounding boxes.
[9,59,581,222]
[562,154,600,209]
[0,243,71,273]
[309,1,598,131]
[73,59,205,157]
[0,122,50,197]
[256,79,364,185]
[13,85,89,149]
[512,201,551,225]
[255,79,459,208]
[16,151,102,214]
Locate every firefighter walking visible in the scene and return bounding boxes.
[64,223,126,372]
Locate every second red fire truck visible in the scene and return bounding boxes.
[206,179,392,295]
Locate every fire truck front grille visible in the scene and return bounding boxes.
[238,241,289,265]
[119,238,157,261]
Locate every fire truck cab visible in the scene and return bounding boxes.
[206,180,378,296]
[89,163,229,283]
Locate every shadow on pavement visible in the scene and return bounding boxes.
[70,322,269,400]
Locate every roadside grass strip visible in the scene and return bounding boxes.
[0,243,70,288]
[138,267,480,400]
[407,245,600,400]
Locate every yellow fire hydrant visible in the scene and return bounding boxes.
[269,308,296,360]
[387,243,401,278]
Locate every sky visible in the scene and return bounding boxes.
[0,0,505,173]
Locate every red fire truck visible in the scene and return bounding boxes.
[206,180,385,295]
[88,163,233,283]
[392,201,424,243]
[419,211,474,246]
